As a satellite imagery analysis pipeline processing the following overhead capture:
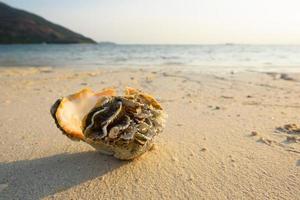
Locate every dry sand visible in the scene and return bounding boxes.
[0,67,299,199]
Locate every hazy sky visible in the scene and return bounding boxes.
[3,0,300,44]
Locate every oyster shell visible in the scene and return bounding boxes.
[50,87,166,160]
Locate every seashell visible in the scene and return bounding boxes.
[50,87,167,160]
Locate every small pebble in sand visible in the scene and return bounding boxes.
[279,73,294,81]
[171,156,178,162]
[209,105,221,110]
[80,82,88,86]
[176,123,183,127]
[200,148,207,152]
[250,131,259,136]
[88,72,97,77]
[221,95,234,99]
[187,176,194,181]
[130,77,135,80]
[186,93,192,97]
[246,95,253,98]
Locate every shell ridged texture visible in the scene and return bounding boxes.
[51,87,166,160]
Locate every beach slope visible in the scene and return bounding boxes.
[0,67,299,199]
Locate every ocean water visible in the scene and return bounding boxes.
[0,44,300,72]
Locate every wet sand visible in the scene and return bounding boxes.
[0,67,299,199]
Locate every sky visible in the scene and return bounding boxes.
[3,0,300,44]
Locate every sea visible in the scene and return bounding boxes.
[0,44,300,72]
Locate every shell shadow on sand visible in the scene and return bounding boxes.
[0,151,127,199]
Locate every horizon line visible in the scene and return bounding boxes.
[97,42,300,46]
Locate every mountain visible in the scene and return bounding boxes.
[0,2,96,44]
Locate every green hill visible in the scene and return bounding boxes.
[0,2,96,44]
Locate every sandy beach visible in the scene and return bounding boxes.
[0,66,299,199]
